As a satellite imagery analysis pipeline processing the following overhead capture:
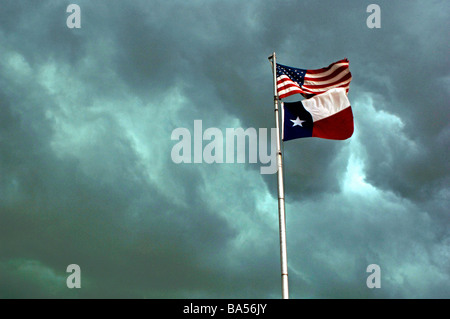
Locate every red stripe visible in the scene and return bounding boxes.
[306,58,349,74]
[278,77,350,95]
[304,65,350,83]
[278,82,301,91]
[277,77,293,85]
[312,107,354,140]
[279,89,302,99]
[298,81,350,95]
[303,73,352,90]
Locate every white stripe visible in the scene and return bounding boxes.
[277,76,302,97]
[304,62,349,79]
[302,77,352,93]
[276,75,297,88]
[278,86,302,97]
[302,88,350,122]
[303,69,351,86]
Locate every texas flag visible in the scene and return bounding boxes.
[282,88,354,141]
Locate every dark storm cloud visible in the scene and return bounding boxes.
[0,0,448,298]
[348,2,450,205]
[0,84,237,297]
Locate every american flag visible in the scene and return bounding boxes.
[276,59,352,99]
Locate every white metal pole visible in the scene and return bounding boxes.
[268,52,289,299]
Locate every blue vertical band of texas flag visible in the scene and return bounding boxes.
[282,88,354,141]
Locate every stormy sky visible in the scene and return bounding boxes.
[0,0,448,298]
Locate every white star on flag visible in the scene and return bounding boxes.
[290,116,305,127]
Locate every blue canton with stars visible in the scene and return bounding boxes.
[276,63,307,87]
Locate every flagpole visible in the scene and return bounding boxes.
[268,52,289,299]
